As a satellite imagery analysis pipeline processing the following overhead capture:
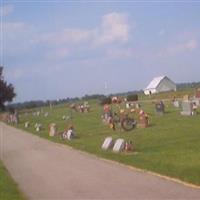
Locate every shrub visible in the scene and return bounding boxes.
[99,97,112,105]
[127,94,138,102]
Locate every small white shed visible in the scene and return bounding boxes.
[144,76,176,95]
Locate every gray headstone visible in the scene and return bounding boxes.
[101,137,114,150]
[192,98,200,106]
[113,138,125,152]
[155,102,165,115]
[181,101,192,116]
[44,112,49,117]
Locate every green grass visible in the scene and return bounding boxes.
[0,161,26,200]
[15,96,200,186]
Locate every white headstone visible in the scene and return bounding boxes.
[101,137,114,150]
[113,138,125,152]
[173,101,180,108]
[25,122,29,128]
[66,129,74,140]
[36,111,40,116]
[62,115,66,120]
[49,123,57,137]
[126,103,130,109]
[35,123,42,131]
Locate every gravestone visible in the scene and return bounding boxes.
[62,115,66,120]
[173,100,180,108]
[24,121,29,128]
[192,98,200,106]
[126,103,130,109]
[135,103,140,109]
[113,138,125,152]
[155,101,165,115]
[49,123,57,137]
[36,111,40,116]
[101,137,114,150]
[181,101,192,116]
[44,112,49,117]
[35,123,42,132]
[196,88,200,98]
[137,115,148,128]
[66,129,74,140]
[183,95,190,101]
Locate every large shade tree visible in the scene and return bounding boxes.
[0,66,16,110]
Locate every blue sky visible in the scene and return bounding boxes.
[1,1,200,102]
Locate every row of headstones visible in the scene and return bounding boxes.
[25,122,43,131]
[173,99,200,116]
[31,111,70,121]
[49,123,75,140]
[173,98,200,108]
[32,111,49,117]
[25,122,74,140]
[101,137,133,153]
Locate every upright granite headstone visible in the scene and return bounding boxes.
[181,101,192,116]
[155,101,165,115]
[113,138,125,152]
[192,98,200,106]
[101,137,114,150]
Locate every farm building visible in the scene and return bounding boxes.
[144,76,176,95]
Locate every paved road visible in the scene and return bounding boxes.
[0,122,200,200]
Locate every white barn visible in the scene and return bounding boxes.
[144,76,176,95]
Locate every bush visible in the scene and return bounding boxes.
[99,97,112,105]
[127,94,138,102]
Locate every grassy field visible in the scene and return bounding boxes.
[0,161,26,200]
[14,93,200,186]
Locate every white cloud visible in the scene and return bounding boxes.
[167,39,198,54]
[156,39,198,57]
[95,12,130,45]
[40,28,93,46]
[3,12,132,62]
[106,47,133,58]
[158,29,165,36]
[38,12,130,47]
[45,47,69,60]
[0,4,14,16]
[3,22,31,33]
[2,21,37,56]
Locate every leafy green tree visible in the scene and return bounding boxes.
[0,66,16,110]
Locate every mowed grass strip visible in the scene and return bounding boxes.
[16,99,200,186]
[0,161,26,200]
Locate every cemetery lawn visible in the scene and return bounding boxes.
[16,99,200,186]
[0,161,26,200]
